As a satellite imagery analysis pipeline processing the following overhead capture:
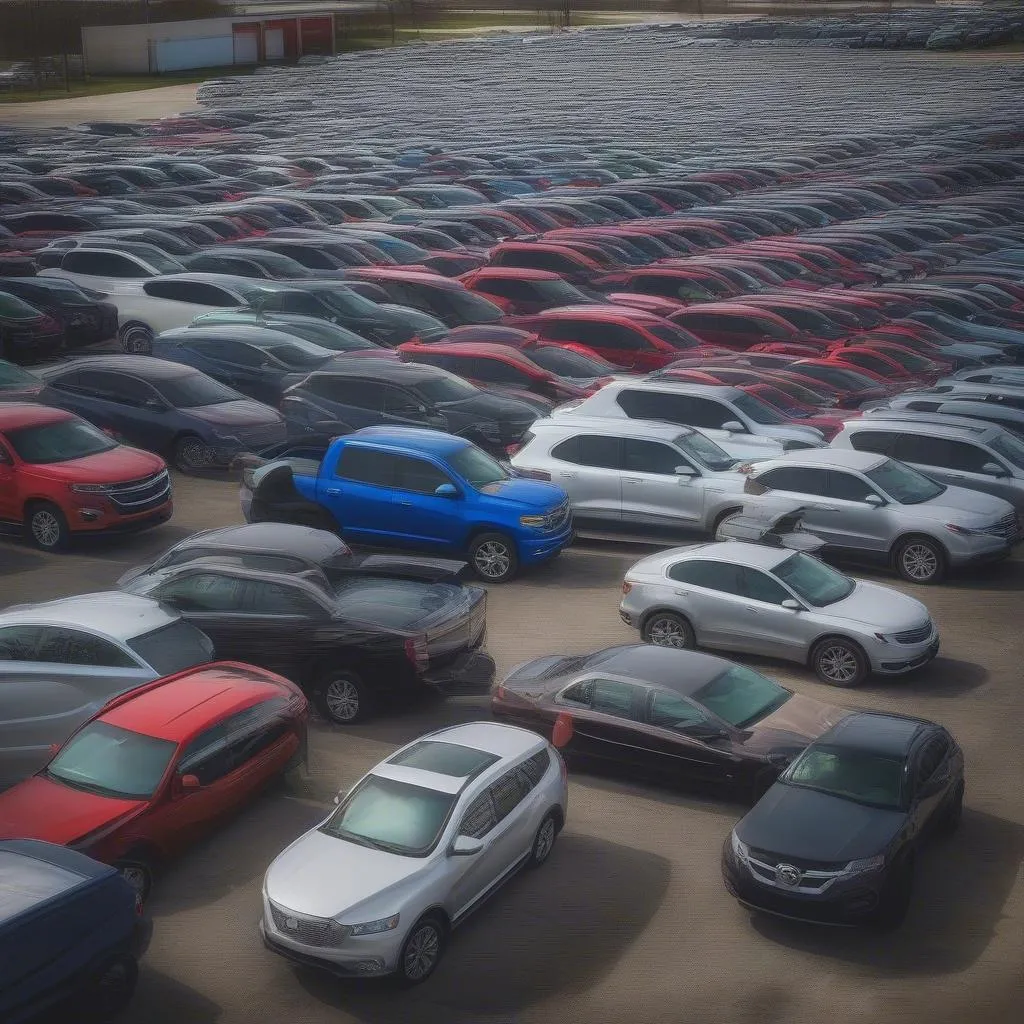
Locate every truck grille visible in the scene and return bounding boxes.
[541,499,571,533]
[109,470,171,514]
[268,903,345,947]
[891,622,932,645]
[984,512,1019,540]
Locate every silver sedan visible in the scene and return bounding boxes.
[619,541,939,687]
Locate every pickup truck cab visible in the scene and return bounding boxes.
[242,426,573,582]
[0,839,149,1024]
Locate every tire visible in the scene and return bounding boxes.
[172,434,218,473]
[80,953,138,1023]
[895,536,947,585]
[938,781,964,836]
[642,611,695,650]
[396,913,446,986]
[870,856,913,932]
[528,811,559,868]
[114,859,153,903]
[24,501,70,552]
[468,531,519,583]
[316,670,371,725]
[712,507,742,537]
[119,321,154,354]
[811,636,869,687]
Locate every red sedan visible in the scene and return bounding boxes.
[0,661,308,899]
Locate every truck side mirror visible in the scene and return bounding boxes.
[434,483,458,498]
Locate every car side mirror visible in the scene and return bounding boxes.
[450,835,484,857]
[864,493,885,507]
[721,420,744,433]
[981,462,1007,478]
[434,483,458,498]
[674,465,697,477]
[781,598,802,611]
[179,773,201,792]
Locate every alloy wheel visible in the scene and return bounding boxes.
[121,325,153,354]
[647,616,690,648]
[403,922,441,981]
[30,510,61,549]
[901,543,939,581]
[817,644,859,685]
[534,817,556,864]
[474,541,511,580]
[324,678,360,722]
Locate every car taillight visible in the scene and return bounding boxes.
[621,581,632,595]
[404,635,428,670]
[505,442,522,456]
[495,683,507,701]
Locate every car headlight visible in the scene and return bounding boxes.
[730,831,750,863]
[348,914,400,936]
[70,483,112,494]
[520,514,546,528]
[944,523,984,536]
[842,854,885,875]
[873,632,896,644]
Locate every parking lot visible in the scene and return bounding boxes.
[5,471,1022,1024]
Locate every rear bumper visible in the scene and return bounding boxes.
[423,649,496,694]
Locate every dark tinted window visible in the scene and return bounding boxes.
[519,748,551,788]
[0,626,48,660]
[843,352,891,375]
[177,723,232,785]
[896,435,990,473]
[489,768,528,825]
[544,321,648,351]
[847,430,897,456]
[756,467,831,496]
[667,559,744,595]
[127,621,212,675]
[460,357,533,386]
[616,390,732,430]
[391,455,452,494]
[35,628,137,668]
[737,568,790,605]
[826,471,877,502]
[155,573,246,612]
[64,251,149,277]
[306,376,383,410]
[551,434,621,469]
[913,733,950,792]
[623,438,685,475]
[459,791,497,838]
[557,677,642,719]
[244,580,324,616]
[334,446,400,486]
[648,690,710,731]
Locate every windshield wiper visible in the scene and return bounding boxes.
[45,769,132,799]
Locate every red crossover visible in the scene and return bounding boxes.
[0,403,172,551]
[0,662,308,899]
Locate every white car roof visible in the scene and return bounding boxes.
[0,592,178,641]
[431,721,543,759]
[631,541,794,575]
[527,415,696,441]
[754,448,886,472]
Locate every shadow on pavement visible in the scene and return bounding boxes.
[856,656,989,699]
[750,808,1024,975]
[294,833,670,1023]
[115,966,223,1024]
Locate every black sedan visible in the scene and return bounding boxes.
[722,711,964,929]
[0,291,64,364]
[120,559,494,724]
[491,644,851,799]
[0,277,118,350]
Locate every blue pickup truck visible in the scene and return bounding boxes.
[241,426,573,582]
[0,839,150,1024]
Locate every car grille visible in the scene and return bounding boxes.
[891,622,932,645]
[983,511,1019,540]
[748,848,845,873]
[109,470,171,514]
[269,902,346,947]
[541,499,571,533]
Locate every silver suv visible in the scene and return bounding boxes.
[832,416,1024,514]
[553,379,827,449]
[742,449,1021,584]
[511,417,754,534]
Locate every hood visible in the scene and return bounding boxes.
[736,782,906,862]
[187,400,284,429]
[910,482,1014,525]
[740,692,851,758]
[438,392,538,423]
[478,476,566,509]
[28,444,165,485]
[817,580,929,632]
[265,827,425,918]
[0,775,143,844]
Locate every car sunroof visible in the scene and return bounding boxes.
[389,740,499,778]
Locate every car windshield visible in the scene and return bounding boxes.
[691,665,791,729]
[127,620,213,675]
[534,279,592,303]
[265,343,332,369]
[0,361,39,388]
[774,552,854,606]
[785,745,905,810]
[0,293,40,319]
[319,774,456,857]
[449,444,509,487]
[733,392,788,425]
[413,285,504,324]
[880,346,930,370]
[646,323,701,349]
[309,286,382,318]
[675,431,736,471]
[46,721,176,800]
[6,417,117,463]
[413,374,478,403]
[867,458,945,504]
[990,432,1024,470]
[527,346,615,377]
[154,372,240,408]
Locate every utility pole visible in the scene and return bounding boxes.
[563,0,570,30]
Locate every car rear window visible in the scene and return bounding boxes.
[389,740,500,778]
[127,621,213,675]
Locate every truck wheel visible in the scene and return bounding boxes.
[469,531,519,583]
[316,670,372,725]
[25,501,70,552]
[82,953,138,1023]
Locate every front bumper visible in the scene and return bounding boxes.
[260,918,397,978]
[946,532,1018,567]
[518,522,574,566]
[869,635,940,675]
[69,499,173,535]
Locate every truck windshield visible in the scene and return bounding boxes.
[46,722,176,800]
[449,445,508,487]
[6,417,117,463]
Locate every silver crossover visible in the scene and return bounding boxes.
[261,721,568,984]
[511,416,758,534]
[0,593,214,787]
[620,541,938,687]
[742,449,1021,584]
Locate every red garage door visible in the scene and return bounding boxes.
[300,17,334,56]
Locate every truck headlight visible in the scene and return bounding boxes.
[348,914,400,936]
[520,515,546,528]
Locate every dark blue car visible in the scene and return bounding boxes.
[37,354,287,472]
[0,839,150,1024]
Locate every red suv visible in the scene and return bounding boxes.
[459,267,596,314]
[0,403,172,551]
[0,661,308,899]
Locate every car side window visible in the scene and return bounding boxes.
[912,734,950,795]
[488,768,529,826]
[221,697,294,764]
[391,455,452,494]
[755,467,831,496]
[551,433,622,469]
[34,627,138,668]
[221,343,264,368]
[334,446,400,486]
[458,791,497,839]
[306,376,378,410]
[667,559,743,596]
[65,251,148,277]
[623,438,686,475]
[648,690,711,731]
[737,568,790,605]
[899,436,990,473]
[566,677,643,719]
[0,625,48,660]
[241,580,325,617]
[467,358,532,386]
[109,375,162,408]
[826,471,877,502]
[383,387,425,417]
[155,573,246,612]
[848,430,898,456]
[177,723,232,785]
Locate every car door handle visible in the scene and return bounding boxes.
[325,488,342,497]
[624,477,644,484]
[398,500,413,507]
[673,589,689,597]
[816,504,840,512]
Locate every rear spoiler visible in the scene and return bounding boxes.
[715,503,825,553]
